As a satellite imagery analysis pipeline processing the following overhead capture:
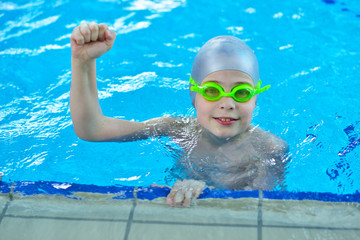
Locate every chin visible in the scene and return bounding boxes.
[211,130,238,139]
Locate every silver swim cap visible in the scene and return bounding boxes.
[190,36,260,106]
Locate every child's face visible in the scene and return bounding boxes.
[195,70,257,139]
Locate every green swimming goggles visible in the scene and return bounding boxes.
[190,76,271,102]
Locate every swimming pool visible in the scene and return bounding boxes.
[0,0,359,198]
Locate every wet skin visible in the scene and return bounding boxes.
[69,22,289,206]
[170,119,289,191]
[194,70,257,140]
[165,70,289,191]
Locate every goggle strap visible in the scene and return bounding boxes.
[256,85,271,94]
[190,77,203,93]
[190,85,200,92]
[189,76,198,87]
[255,80,271,94]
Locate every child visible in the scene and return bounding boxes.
[70,22,289,207]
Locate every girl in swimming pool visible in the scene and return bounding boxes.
[70,22,289,207]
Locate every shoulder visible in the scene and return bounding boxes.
[145,116,198,129]
[144,116,199,137]
[249,125,289,155]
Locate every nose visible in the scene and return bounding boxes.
[218,96,236,110]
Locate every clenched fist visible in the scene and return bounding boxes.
[70,22,116,62]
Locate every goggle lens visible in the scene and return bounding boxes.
[234,88,251,101]
[190,76,270,102]
[204,86,221,100]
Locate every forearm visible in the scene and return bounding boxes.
[69,23,168,142]
[70,57,103,140]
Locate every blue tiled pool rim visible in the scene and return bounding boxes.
[0,181,359,203]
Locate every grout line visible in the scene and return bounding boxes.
[123,187,138,240]
[0,201,10,225]
[132,220,258,228]
[4,214,128,223]
[262,224,360,231]
[257,190,263,240]
[2,213,257,228]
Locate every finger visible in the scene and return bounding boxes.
[166,195,174,206]
[88,22,99,42]
[98,23,108,41]
[193,186,203,198]
[166,189,176,206]
[174,190,185,207]
[71,26,85,45]
[182,190,193,207]
[104,29,116,42]
[189,181,205,198]
[79,22,91,43]
[167,180,184,206]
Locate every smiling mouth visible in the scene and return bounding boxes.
[214,117,239,125]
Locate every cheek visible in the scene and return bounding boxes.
[238,101,256,120]
[245,101,256,112]
[195,96,213,123]
[195,95,208,113]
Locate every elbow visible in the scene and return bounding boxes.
[74,129,91,142]
[76,134,95,142]
[73,125,99,142]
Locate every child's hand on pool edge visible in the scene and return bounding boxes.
[167,179,206,207]
[70,22,116,62]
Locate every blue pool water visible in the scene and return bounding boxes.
[0,0,359,195]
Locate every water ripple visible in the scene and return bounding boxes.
[0,71,71,140]
[0,1,44,11]
[0,43,70,56]
[111,12,151,34]
[125,0,186,13]
[99,72,157,99]
[0,14,60,42]
[152,61,183,68]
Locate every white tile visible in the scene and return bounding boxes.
[0,216,126,240]
[7,195,133,220]
[134,197,259,225]
[262,199,360,228]
[128,222,257,240]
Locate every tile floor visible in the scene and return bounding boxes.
[0,191,359,240]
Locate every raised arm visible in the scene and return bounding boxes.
[70,22,172,142]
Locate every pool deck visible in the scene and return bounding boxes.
[0,182,359,240]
